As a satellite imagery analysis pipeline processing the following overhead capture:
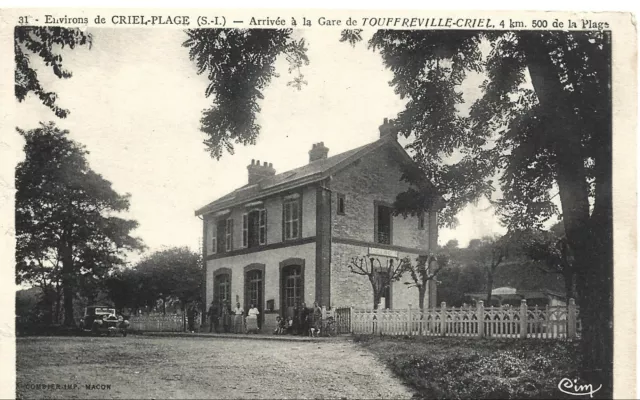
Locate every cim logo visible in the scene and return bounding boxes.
[558,378,602,398]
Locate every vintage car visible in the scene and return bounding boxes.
[79,306,130,336]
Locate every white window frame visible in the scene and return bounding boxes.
[242,214,248,248]
[225,218,233,252]
[208,220,218,255]
[283,199,300,240]
[259,209,267,245]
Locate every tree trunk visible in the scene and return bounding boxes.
[563,270,575,301]
[60,236,75,327]
[485,270,494,306]
[520,32,613,394]
[418,284,427,310]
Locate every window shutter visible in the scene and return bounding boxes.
[242,214,248,247]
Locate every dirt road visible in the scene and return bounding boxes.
[17,336,414,399]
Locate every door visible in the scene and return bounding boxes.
[281,265,303,318]
[245,269,263,327]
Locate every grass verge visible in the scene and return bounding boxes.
[354,335,586,399]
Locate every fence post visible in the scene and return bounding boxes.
[519,299,527,339]
[440,302,447,337]
[408,303,412,336]
[349,307,354,333]
[477,301,484,338]
[567,298,576,339]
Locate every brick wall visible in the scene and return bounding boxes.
[330,242,424,309]
[330,145,432,250]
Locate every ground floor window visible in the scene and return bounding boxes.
[244,268,264,328]
[215,272,231,308]
[281,265,303,317]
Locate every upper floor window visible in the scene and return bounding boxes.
[225,218,234,251]
[243,209,267,248]
[375,204,392,245]
[337,193,346,215]
[283,199,300,240]
[211,219,226,254]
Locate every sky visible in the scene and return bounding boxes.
[10,28,506,262]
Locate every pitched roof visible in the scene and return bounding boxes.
[195,135,425,216]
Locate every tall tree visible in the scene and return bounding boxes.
[15,122,143,326]
[14,27,92,118]
[184,29,612,387]
[133,247,203,314]
[470,235,510,305]
[347,256,406,309]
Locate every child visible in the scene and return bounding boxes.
[274,316,285,335]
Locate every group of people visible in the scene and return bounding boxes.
[206,300,324,336]
[275,302,323,336]
[207,300,260,334]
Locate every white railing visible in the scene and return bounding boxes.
[349,299,580,339]
[129,313,185,332]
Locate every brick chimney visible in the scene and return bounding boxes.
[247,160,276,184]
[308,142,329,163]
[379,118,398,140]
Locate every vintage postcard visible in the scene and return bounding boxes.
[0,7,636,400]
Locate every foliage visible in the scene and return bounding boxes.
[518,222,576,299]
[14,27,91,118]
[348,256,407,309]
[436,262,485,307]
[182,29,308,159]
[15,122,143,325]
[106,247,203,314]
[357,335,584,399]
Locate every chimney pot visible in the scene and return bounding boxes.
[308,141,329,163]
[247,159,276,184]
[379,118,398,140]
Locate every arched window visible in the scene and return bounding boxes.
[280,258,305,318]
[214,269,231,308]
[244,264,265,328]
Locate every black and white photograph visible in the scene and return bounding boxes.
[1,7,636,400]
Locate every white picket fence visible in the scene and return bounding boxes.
[128,314,185,332]
[345,299,580,339]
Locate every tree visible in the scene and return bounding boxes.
[182,29,308,159]
[470,235,510,305]
[521,222,575,300]
[14,27,92,118]
[347,256,406,309]
[402,253,449,309]
[15,122,143,326]
[183,29,612,387]
[131,247,203,314]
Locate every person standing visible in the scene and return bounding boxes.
[221,300,230,333]
[233,302,244,334]
[207,301,219,333]
[187,304,197,333]
[246,304,260,333]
